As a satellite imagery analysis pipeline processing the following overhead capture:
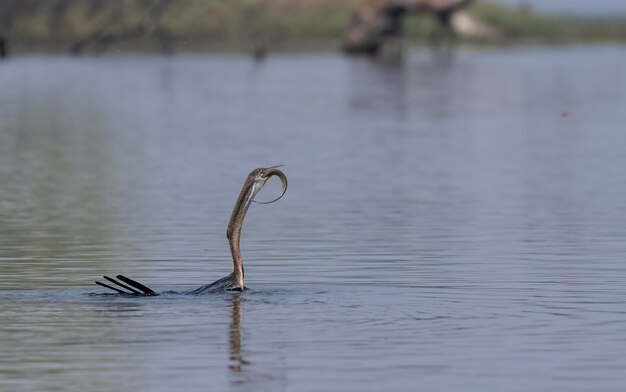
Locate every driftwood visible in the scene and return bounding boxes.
[344,0,497,54]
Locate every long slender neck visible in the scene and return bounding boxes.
[226,176,258,288]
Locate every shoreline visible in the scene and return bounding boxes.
[2,1,626,57]
[5,40,625,59]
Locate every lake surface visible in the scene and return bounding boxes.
[1,46,626,391]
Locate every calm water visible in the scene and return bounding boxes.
[1,46,626,391]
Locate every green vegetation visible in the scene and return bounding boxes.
[2,0,626,53]
[467,2,626,43]
[4,0,359,48]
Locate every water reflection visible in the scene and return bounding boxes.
[348,57,408,119]
[227,293,289,392]
[228,294,248,374]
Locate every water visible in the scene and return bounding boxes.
[1,46,626,391]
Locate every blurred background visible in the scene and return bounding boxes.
[1,0,626,57]
[2,1,626,392]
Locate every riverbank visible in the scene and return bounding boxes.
[466,3,626,43]
[3,1,626,54]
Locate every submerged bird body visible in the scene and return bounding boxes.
[95,166,287,295]
[184,273,242,294]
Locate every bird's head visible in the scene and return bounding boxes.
[248,165,288,205]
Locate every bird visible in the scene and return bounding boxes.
[95,166,288,295]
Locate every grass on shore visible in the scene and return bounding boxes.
[468,2,626,43]
[5,0,626,51]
